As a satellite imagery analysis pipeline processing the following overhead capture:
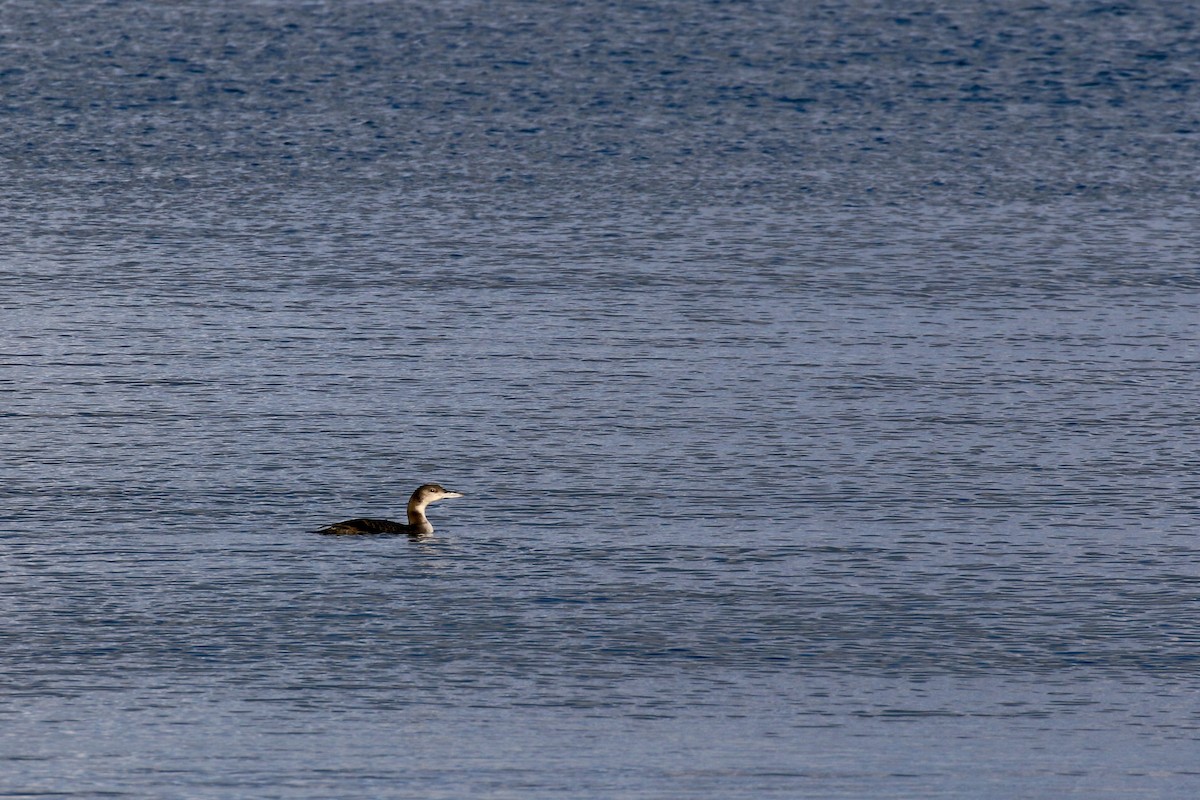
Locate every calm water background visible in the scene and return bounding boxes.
[3,1,1200,797]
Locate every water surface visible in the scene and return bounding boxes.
[3,1,1200,797]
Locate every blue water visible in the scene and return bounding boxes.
[3,1,1200,797]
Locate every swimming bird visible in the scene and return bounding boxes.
[317,484,464,536]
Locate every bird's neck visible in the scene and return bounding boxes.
[407,499,433,534]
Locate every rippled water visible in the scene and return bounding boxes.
[3,1,1200,797]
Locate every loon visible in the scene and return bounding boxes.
[317,484,464,536]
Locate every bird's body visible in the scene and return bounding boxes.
[317,517,417,535]
[317,484,463,536]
